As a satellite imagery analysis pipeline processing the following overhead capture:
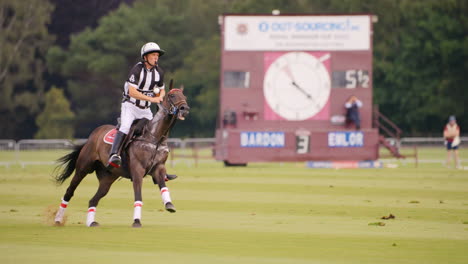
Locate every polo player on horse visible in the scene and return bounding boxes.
[108,42,176,180]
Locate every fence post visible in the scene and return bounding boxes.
[194,145,198,168]
[414,146,418,168]
[170,149,175,168]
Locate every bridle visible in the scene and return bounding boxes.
[139,89,188,147]
[163,89,188,115]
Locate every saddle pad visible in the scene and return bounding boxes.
[103,129,117,144]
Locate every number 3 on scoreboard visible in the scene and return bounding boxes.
[345,70,369,89]
[296,135,310,154]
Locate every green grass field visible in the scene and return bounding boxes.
[1,148,468,264]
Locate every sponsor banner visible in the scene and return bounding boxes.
[240,132,285,148]
[357,161,383,168]
[224,15,371,51]
[328,131,364,147]
[306,161,382,169]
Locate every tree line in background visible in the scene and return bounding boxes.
[1,0,466,139]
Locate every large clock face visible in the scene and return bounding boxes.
[263,52,331,121]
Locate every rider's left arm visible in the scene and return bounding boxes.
[158,88,166,101]
[128,85,161,103]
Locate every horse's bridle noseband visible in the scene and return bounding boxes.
[163,89,188,115]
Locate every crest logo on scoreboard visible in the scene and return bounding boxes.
[236,23,248,35]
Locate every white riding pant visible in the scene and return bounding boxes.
[119,102,153,134]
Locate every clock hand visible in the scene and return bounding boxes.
[291,81,312,99]
[291,81,320,109]
[283,65,313,99]
[284,65,314,99]
[283,65,321,109]
[282,65,296,82]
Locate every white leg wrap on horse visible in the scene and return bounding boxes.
[133,201,143,220]
[54,198,68,223]
[161,187,172,205]
[86,207,96,227]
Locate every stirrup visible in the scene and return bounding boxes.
[108,154,122,168]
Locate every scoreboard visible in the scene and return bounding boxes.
[215,14,379,165]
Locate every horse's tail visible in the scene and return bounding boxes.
[54,143,85,185]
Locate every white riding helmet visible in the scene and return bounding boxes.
[140,42,165,58]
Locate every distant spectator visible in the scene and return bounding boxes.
[443,115,461,169]
[345,95,363,130]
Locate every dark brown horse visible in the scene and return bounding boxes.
[53,85,189,227]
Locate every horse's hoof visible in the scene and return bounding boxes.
[54,221,63,227]
[89,221,100,227]
[165,202,176,213]
[165,174,178,181]
[132,219,142,228]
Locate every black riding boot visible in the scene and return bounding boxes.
[108,130,127,168]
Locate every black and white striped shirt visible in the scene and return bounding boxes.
[123,62,164,108]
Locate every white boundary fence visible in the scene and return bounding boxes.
[382,137,468,148]
[0,139,17,151]
[400,137,468,147]
[0,138,216,168]
[168,138,216,167]
[0,137,465,168]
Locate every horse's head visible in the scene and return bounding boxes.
[162,81,189,120]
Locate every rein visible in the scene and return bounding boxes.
[151,105,179,148]
[133,90,186,174]
[138,89,186,145]
[143,111,177,175]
